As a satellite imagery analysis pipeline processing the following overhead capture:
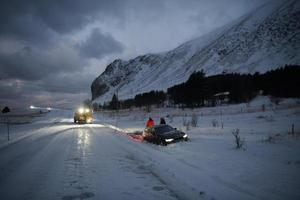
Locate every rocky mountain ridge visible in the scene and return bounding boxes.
[91,0,300,102]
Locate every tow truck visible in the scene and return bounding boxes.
[74,107,93,124]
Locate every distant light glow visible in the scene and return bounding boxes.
[30,105,35,109]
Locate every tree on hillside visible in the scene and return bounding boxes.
[110,93,119,110]
[83,99,92,107]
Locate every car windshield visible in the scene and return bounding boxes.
[154,125,175,134]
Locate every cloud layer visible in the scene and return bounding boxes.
[79,28,124,59]
[0,0,266,109]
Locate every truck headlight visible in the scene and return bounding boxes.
[165,138,174,142]
[183,134,188,138]
[78,108,84,114]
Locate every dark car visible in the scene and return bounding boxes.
[142,124,188,145]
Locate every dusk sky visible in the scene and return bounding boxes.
[0,0,267,109]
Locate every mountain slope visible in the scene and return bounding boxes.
[91,0,300,102]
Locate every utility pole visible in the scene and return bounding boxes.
[7,117,10,141]
[115,89,119,134]
[220,109,223,129]
[2,106,11,141]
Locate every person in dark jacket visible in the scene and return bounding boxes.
[160,117,166,125]
[146,117,155,127]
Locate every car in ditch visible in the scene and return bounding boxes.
[74,107,93,124]
[142,124,188,145]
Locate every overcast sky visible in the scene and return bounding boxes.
[0,0,267,110]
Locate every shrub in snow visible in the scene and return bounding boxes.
[186,121,191,131]
[263,135,276,143]
[211,119,219,127]
[191,113,198,127]
[182,117,190,131]
[263,133,283,143]
[232,129,245,149]
[182,117,187,126]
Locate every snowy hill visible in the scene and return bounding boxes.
[91,0,300,102]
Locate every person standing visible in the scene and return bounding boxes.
[146,117,155,127]
[160,117,166,125]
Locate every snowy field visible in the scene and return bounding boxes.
[0,96,300,200]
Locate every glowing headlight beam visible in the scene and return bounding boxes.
[78,108,84,114]
[165,138,174,142]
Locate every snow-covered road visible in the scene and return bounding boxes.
[0,122,179,200]
[1,99,300,200]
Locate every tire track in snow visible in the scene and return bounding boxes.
[0,127,73,200]
[60,127,95,200]
[0,118,75,149]
[106,131,209,200]
[177,158,266,200]
[88,127,178,200]
[107,128,265,200]
[0,127,75,182]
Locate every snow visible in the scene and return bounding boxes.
[0,97,300,199]
[95,96,300,199]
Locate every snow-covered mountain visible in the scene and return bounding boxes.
[91,0,300,102]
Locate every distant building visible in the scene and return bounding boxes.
[213,92,230,105]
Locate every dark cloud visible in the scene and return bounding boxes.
[0,0,266,109]
[0,45,84,81]
[79,28,124,59]
[0,0,127,42]
[0,79,90,109]
[34,0,129,33]
[0,80,23,100]
[40,71,94,93]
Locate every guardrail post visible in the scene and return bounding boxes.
[7,118,10,141]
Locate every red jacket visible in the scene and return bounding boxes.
[146,119,155,127]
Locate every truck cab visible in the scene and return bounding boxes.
[74,107,93,124]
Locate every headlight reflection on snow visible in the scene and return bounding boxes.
[77,128,91,150]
